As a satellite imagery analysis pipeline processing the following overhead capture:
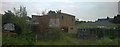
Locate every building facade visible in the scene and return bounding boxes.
[31,12,76,33]
[77,18,119,39]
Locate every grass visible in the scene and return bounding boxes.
[96,37,119,45]
[2,33,35,45]
[35,36,119,45]
[3,33,119,45]
[78,25,115,28]
[35,35,77,45]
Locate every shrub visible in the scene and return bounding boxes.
[2,32,36,45]
[109,30,116,39]
[39,27,64,41]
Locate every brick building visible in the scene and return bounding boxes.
[31,11,76,33]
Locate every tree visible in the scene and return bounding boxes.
[13,6,30,34]
[2,10,15,24]
[75,18,80,25]
[75,18,86,25]
[112,14,120,24]
[56,10,61,13]
[111,14,120,38]
[112,14,120,29]
[2,7,36,45]
[3,6,30,34]
[13,6,27,19]
[47,10,56,15]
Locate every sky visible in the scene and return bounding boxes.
[0,0,119,21]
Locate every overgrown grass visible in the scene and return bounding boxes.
[3,33,119,45]
[35,36,119,45]
[2,33,35,45]
[96,37,119,45]
[35,35,77,45]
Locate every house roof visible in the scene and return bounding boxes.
[32,13,75,19]
[79,18,117,26]
[60,13,75,17]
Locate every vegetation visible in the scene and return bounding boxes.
[112,14,120,24]
[109,30,116,39]
[2,6,119,45]
[2,6,35,45]
[35,27,119,45]
[75,18,80,25]
[35,36,119,45]
[2,7,30,34]
[2,32,35,45]
[111,14,120,39]
[35,35,76,45]
[37,27,64,41]
[96,37,118,45]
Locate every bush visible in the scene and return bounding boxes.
[2,32,36,45]
[38,27,64,41]
[109,30,116,39]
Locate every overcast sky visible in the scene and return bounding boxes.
[0,0,119,21]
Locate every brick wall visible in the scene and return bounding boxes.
[33,13,75,32]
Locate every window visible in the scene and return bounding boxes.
[62,16,64,19]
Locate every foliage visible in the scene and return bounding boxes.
[2,10,15,24]
[75,18,86,25]
[112,14,120,24]
[47,10,56,15]
[2,6,35,45]
[13,16,30,34]
[109,30,116,39]
[35,34,77,45]
[2,6,30,34]
[45,27,64,41]
[47,10,62,15]
[2,32,36,45]
[75,18,80,25]
[13,6,27,18]
[38,27,64,41]
[75,21,80,25]
[35,34,119,45]
[96,37,119,45]
[36,35,119,45]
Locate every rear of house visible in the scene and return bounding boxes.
[31,11,77,34]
